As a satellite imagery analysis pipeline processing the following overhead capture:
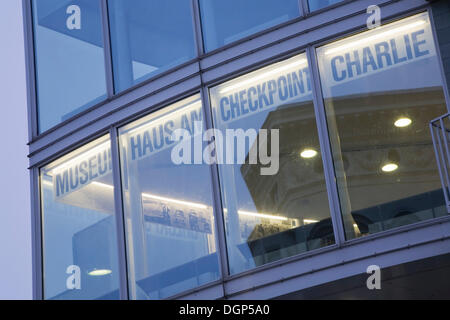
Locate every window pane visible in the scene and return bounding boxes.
[308,0,345,12]
[40,135,120,300]
[209,54,335,275]
[199,0,300,52]
[316,13,448,240]
[118,95,220,299]
[108,0,197,93]
[32,0,107,133]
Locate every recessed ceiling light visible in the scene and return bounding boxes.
[88,269,112,276]
[394,118,412,128]
[301,149,318,159]
[382,163,398,172]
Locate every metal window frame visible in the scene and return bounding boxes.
[100,0,115,98]
[24,0,450,300]
[307,46,346,245]
[199,46,345,279]
[429,3,450,113]
[28,0,404,156]
[22,0,37,140]
[193,0,231,292]
[110,127,129,300]
[30,167,42,300]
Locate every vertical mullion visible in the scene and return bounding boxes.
[23,0,38,138]
[307,46,346,246]
[110,127,129,300]
[200,86,230,295]
[299,0,308,16]
[428,7,450,114]
[194,0,228,296]
[31,167,43,300]
[191,0,205,57]
[100,0,115,97]
[24,0,42,299]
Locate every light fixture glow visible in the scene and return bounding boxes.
[382,163,398,172]
[303,219,319,224]
[238,210,288,221]
[42,180,53,187]
[219,59,307,94]
[88,269,112,276]
[142,193,208,209]
[50,141,110,175]
[127,101,202,135]
[91,181,114,190]
[394,118,412,128]
[300,149,318,159]
[324,20,426,55]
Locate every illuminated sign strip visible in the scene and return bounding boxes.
[51,144,113,199]
[318,13,435,88]
[125,101,204,163]
[219,59,307,94]
[211,55,312,125]
[127,100,202,136]
[324,20,426,56]
[50,141,110,175]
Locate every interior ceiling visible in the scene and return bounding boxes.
[242,87,446,217]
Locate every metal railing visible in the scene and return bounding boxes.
[430,114,450,213]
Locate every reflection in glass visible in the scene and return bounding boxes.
[40,135,120,300]
[199,0,300,52]
[308,0,345,12]
[118,95,220,299]
[32,0,107,133]
[108,0,197,92]
[209,54,335,275]
[316,13,448,240]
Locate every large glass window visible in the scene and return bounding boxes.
[108,0,197,93]
[32,0,107,133]
[199,0,300,52]
[317,13,449,240]
[209,54,335,275]
[308,0,345,12]
[40,135,120,300]
[118,95,220,299]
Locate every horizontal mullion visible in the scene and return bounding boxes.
[29,75,202,168]
[29,62,200,155]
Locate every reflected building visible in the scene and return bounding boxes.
[241,100,334,267]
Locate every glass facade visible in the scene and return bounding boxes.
[40,135,120,299]
[317,13,448,239]
[107,0,197,92]
[32,0,107,133]
[199,0,300,52]
[118,95,220,299]
[209,54,334,274]
[30,0,347,132]
[30,1,450,300]
[308,0,345,12]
